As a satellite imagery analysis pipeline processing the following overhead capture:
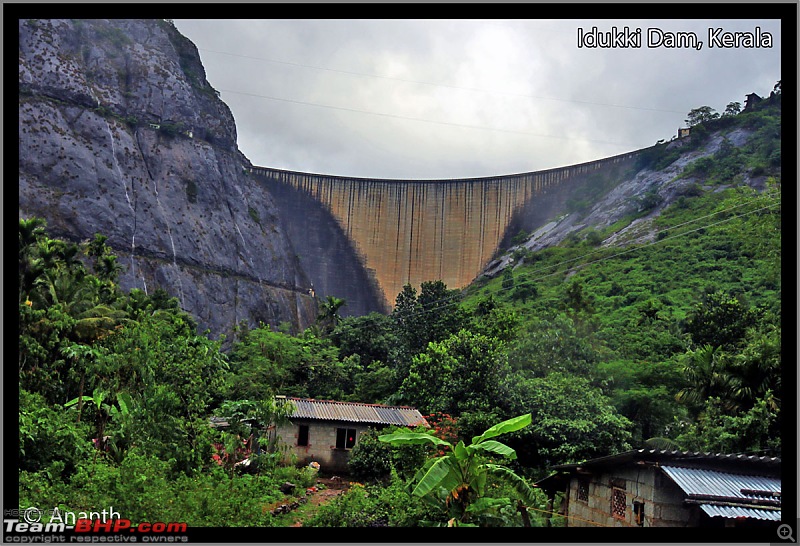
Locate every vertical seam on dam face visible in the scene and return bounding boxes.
[251,150,639,309]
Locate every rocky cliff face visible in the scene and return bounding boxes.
[18,18,318,339]
[481,126,768,279]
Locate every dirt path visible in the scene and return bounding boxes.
[288,477,350,527]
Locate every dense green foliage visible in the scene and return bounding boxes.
[379,414,540,526]
[464,96,782,458]
[303,476,440,527]
[17,93,782,527]
[347,426,427,482]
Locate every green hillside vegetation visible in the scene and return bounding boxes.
[465,180,780,447]
[17,94,782,528]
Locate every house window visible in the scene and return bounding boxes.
[297,425,309,447]
[611,486,627,520]
[577,478,589,502]
[336,428,356,449]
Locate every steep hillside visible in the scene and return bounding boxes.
[458,96,782,450]
[481,93,781,279]
[18,19,317,338]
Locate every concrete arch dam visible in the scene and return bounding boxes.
[251,150,639,316]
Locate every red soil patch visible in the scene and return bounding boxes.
[288,477,350,527]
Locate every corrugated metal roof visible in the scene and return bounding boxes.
[661,465,781,501]
[699,504,781,521]
[662,464,781,522]
[280,397,429,427]
[552,449,781,471]
[209,416,229,428]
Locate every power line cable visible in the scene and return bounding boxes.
[198,47,686,115]
[500,195,776,290]
[498,199,781,300]
[520,504,610,527]
[217,87,641,148]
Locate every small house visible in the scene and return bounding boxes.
[535,449,781,528]
[744,93,763,112]
[677,127,692,139]
[273,396,428,473]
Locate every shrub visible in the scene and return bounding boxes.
[19,468,71,516]
[382,471,439,527]
[185,179,198,203]
[511,247,530,263]
[347,428,393,481]
[768,148,781,167]
[510,229,529,246]
[636,190,662,213]
[267,462,319,489]
[584,230,603,246]
[158,123,180,137]
[109,449,173,522]
[651,148,682,171]
[348,426,427,482]
[305,473,433,527]
[173,471,281,526]
[685,156,714,176]
[19,389,93,477]
[304,483,377,526]
[680,183,704,197]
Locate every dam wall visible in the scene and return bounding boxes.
[252,149,641,313]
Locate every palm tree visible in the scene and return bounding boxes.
[726,326,781,412]
[675,344,736,412]
[317,295,346,334]
[19,218,54,300]
[86,234,123,283]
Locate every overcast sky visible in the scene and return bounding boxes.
[173,17,782,180]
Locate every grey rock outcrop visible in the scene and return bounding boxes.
[481,127,759,279]
[18,18,317,339]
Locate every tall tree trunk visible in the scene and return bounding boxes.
[518,500,532,527]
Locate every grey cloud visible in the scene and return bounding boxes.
[174,18,782,179]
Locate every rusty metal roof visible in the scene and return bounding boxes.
[279,397,429,427]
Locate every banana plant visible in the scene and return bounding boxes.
[379,413,537,526]
[66,388,133,465]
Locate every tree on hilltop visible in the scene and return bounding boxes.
[723,102,741,117]
[685,106,720,127]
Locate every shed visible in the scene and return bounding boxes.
[273,396,428,473]
[535,449,781,528]
[744,93,763,112]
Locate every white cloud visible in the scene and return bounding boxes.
[174,17,783,179]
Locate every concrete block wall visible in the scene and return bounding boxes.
[567,468,667,527]
[650,469,696,526]
[275,420,372,474]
